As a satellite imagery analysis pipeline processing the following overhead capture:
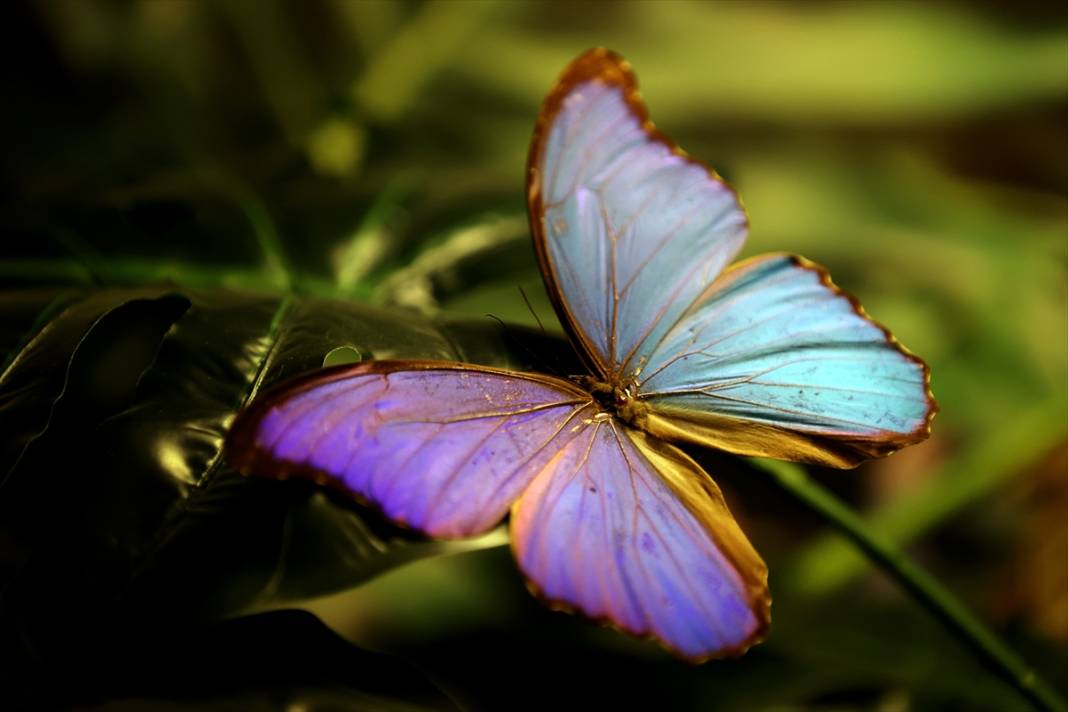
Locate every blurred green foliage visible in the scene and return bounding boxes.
[1,1,1065,709]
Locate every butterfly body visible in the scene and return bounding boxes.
[226,48,935,661]
[574,374,647,427]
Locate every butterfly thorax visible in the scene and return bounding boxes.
[576,375,649,429]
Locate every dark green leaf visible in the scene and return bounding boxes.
[0,288,568,704]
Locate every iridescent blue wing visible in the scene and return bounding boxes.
[528,48,747,380]
[226,361,593,538]
[511,420,769,660]
[637,254,937,467]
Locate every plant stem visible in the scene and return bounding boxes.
[754,458,1066,712]
[787,402,1067,595]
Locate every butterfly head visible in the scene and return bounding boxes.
[576,374,649,429]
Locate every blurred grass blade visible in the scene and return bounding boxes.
[786,399,1068,595]
[757,458,1068,712]
[456,2,1068,123]
[333,178,412,289]
[376,213,527,312]
[354,0,501,123]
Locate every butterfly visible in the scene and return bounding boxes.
[225,48,936,661]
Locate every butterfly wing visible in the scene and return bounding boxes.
[637,254,937,467]
[226,361,594,538]
[511,419,769,660]
[529,51,932,467]
[528,48,747,380]
[231,360,768,658]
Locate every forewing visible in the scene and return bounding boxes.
[638,254,937,467]
[511,419,769,660]
[528,48,747,379]
[226,361,593,538]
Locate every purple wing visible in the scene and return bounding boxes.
[510,419,769,660]
[226,361,593,538]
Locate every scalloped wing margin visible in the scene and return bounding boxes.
[638,254,937,468]
[226,361,593,538]
[510,418,769,660]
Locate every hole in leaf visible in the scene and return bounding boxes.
[323,346,366,367]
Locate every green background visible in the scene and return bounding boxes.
[1,2,1065,710]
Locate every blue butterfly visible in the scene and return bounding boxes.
[227,48,936,660]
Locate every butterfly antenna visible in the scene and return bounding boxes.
[484,312,565,378]
[518,285,546,333]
